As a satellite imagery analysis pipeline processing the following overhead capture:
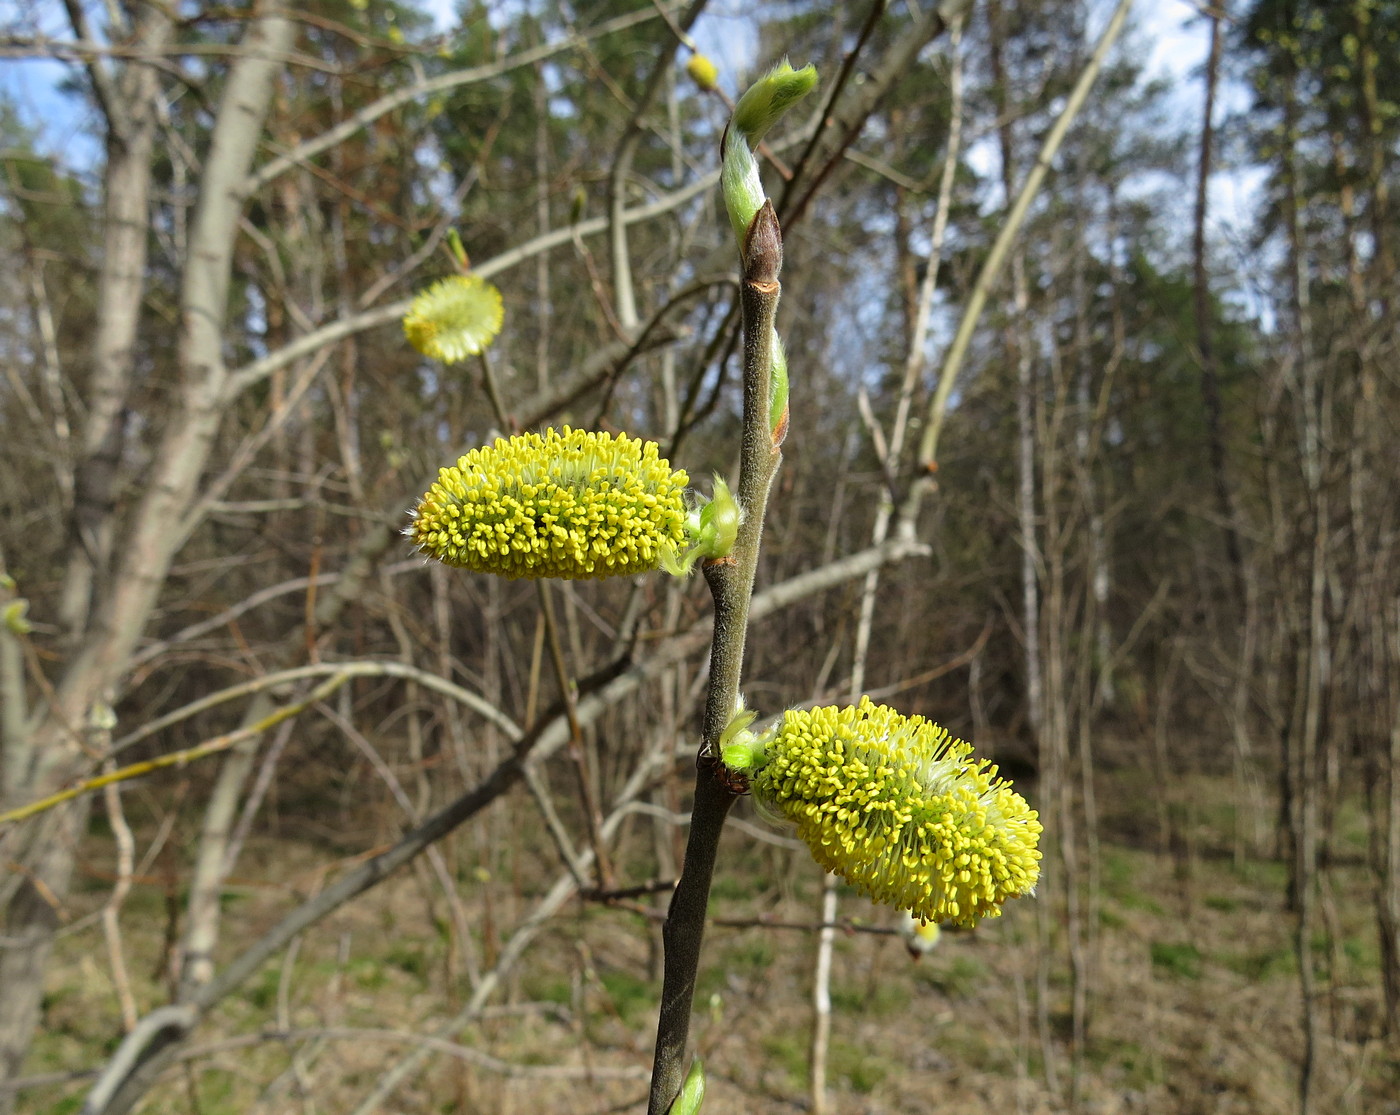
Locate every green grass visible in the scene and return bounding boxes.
[350,957,388,990]
[829,1037,893,1093]
[830,978,910,1017]
[1091,1036,1165,1088]
[1150,941,1202,980]
[385,941,432,982]
[245,966,281,1010]
[915,955,987,999]
[760,1028,807,1088]
[1217,943,1294,981]
[1101,848,1166,913]
[596,968,654,1028]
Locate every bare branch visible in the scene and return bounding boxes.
[224,170,717,399]
[241,3,686,199]
[916,0,1135,472]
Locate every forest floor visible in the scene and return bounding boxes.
[19,745,1400,1115]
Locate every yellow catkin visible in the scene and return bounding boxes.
[745,697,1042,927]
[686,53,719,92]
[408,427,689,580]
[402,274,504,363]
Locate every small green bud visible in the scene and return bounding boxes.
[769,332,789,441]
[3,599,32,635]
[717,701,760,771]
[732,59,818,146]
[668,1058,706,1115]
[446,228,468,268]
[686,53,719,92]
[89,702,118,732]
[696,475,740,560]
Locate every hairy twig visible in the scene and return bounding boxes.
[647,201,786,1115]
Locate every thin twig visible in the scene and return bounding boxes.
[241,4,688,197]
[0,675,351,827]
[99,771,139,1032]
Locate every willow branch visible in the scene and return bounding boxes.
[647,201,785,1115]
[0,674,350,827]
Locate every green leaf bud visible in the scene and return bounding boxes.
[721,127,765,245]
[446,228,468,268]
[696,475,740,560]
[717,701,760,771]
[732,59,818,146]
[721,61,816,246]
[3,599,32,636]
[769,332,789,441]
[686,53,719,92]
[668,1057,706,1115]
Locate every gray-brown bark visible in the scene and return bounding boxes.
[0,14,294,1104]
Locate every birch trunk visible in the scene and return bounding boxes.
[0,14,294,1103]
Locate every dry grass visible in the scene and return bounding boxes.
[17,761,1400,1115]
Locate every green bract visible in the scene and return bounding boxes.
[661,475,741,576]
[725,697,1042,927]
[409,427,689,580]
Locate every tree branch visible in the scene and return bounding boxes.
[224,171,717,398]
[240,3,685,199]
[915,0,1134,474]
[647,201,786,1115]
